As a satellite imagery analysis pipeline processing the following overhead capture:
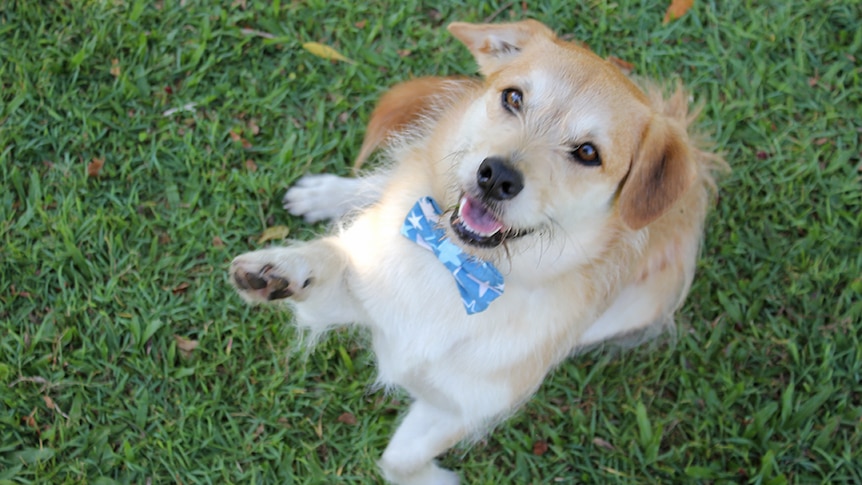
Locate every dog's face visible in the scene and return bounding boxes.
[442,21,695,271]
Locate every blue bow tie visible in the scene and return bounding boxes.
[401,197,504,314]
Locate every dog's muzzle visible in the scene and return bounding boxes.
[449,157,533,248]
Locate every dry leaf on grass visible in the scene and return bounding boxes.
[171,282,190,295]
[532,440,549,456]
[174,335,198,351]
[229,129,252,149]
[664,0,694,23]
[162,102,197,117]
[87,158,105,178]
[336,412,357,425]
[174,335,199,359]
[43,395,69,419]
[302,42,356,64]
[592,437,616,451]
[314,416,323,439]
[110,58,121,77]
[258,225,290,244]
[248,119,260,135]
[22,413,38,429]
[240,28,275,39]
[8,376,49,388]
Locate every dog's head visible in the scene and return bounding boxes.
[442,20,696,269]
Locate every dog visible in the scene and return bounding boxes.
[230,19,725,485]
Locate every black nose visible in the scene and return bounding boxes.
[476,157,524,201]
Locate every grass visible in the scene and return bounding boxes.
[0,0,859,483]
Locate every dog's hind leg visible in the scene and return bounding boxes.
[283,172,388,223]
[379,400,465,485]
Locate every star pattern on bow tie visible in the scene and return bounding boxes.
[401,197,504,314]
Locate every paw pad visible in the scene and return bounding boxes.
[232,262,299,301]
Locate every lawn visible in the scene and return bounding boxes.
[1,0,860,483]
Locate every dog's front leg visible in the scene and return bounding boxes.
[230,238,363,329]
[379,400,465,485]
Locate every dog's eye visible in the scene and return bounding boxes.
[501,88,523,113]
[571,143,601,167]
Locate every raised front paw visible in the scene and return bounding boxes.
[230,250,314,304]
[283,174,357,223]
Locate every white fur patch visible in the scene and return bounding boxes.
[283,173,386,223]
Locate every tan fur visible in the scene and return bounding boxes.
[232,20,726,485]
[353,76,470,172]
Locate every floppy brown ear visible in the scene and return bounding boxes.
[448,20,555,75]
[619,118,696,230]
[353,76,466,172]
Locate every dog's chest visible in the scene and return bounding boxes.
[337,193,619,396]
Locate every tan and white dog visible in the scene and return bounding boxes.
[230,20,724,485]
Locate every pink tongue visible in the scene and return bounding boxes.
[461,196,504,235]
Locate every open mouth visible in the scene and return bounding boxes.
[449,195,531,248]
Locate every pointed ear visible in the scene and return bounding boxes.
[448,20,555,75]
[619,118,697,230]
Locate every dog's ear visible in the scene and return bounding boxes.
[353,77,462,172]
[448,20,554,74]
[618,117,696,230]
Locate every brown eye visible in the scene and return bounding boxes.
[571,143,601,166]
[502,88,523,113]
